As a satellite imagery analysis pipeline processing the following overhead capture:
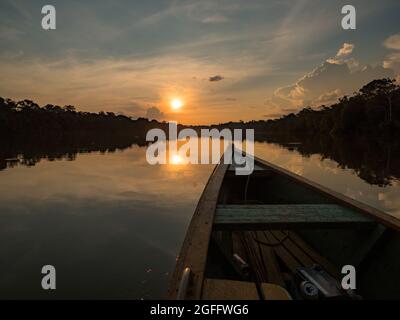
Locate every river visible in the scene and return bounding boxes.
[0,139,399,298]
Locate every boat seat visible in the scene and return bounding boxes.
[228,163,266,171]
[202,278,292,300]
[214,204,374,230]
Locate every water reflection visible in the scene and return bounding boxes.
[255,142,400,218]
[0,136,399,298]
[2,135,399,188]
[0,135,142,171]
[263,135,400,187]
[0,143,214,299]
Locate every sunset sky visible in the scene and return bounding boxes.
[0,0,399,124]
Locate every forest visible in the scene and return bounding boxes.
[1,78,399,143]
[0,97,171,142]
[1,78,399,185]
[261,78,400,139]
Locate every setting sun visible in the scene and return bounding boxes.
[171,98,183,110]
[171,154,182,164]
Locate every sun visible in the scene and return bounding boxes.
[171,154,182,164]
[171,98,183,110]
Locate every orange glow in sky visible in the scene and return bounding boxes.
[170,98,183,110]
[171,154,183,164]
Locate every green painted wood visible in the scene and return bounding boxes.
[214,204,373,230]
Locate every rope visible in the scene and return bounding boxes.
[253,231,290,247]
[238,232,265,300]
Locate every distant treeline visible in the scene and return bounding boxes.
[0,97,174,142]
[261,78,400,139]
[1,78,399,142]
[1,79,400,185]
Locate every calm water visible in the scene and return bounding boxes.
[0,140,399,299]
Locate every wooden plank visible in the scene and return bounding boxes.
[261,283,292,300]
[210,232,246,279]
[202,279,260,300]
[253,155,400,231]
[228,163,265,171]
[233,231,286,287]
[264,231,302,273]
[232,231,247,259]
[255,231,285,287]
[288,232,340,278]
[202,279,291,300]
[214,204,372,230]
[220,231,233,256]
[167,161,229,299]
[270,231,315,267]
[241,231,269,284]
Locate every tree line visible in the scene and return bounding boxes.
[0,98,175,142]
[262,78,400,139]
[1,78,399,184]
[1,78,399,142]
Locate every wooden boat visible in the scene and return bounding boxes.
[168,149,400,300]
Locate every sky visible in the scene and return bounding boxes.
[0,0,399,124]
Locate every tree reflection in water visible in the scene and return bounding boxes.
[1,133,399,187]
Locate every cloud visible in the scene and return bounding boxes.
[120,102,145,115]
[146,106,165,120]
[383,52,400,71]
[264,113,284,119]
[383,34,400,76]
[1,2,398,125]
[336,43,355,57]
[270,42,396,111]
[316,89,342,104]
[209,75,224,82]
[384,34,400,50]
[274,61,393,108]
[0,26,25,41]
[327,43,356,66]
[201,15,229,24]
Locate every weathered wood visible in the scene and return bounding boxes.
[241,231,269,284]
[263,231,302,273]
[232,231,247,259]
[214,204,373,230]
[261,283,292,300]
[287,232,340,278]
[253,155,400,231]
[270,231,315,267]
[202,279,259,300]
[255,231,285,287]
[228,163,266,171]
[167,162,229,299]
[220,231,233,256]
[202,279,291,300]
[169,148,400,300]
[210,232,245,279]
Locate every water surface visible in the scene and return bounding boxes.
[0,140,399,299]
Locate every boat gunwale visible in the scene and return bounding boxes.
[167,159,229,299]
[252,155,400,231]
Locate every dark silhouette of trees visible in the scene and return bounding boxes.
[262,133,400,186]
[1,79,400,185]
[0,97,173,141]
[262,78,400,138]
[2,78,398,144]
[359,78,397,122]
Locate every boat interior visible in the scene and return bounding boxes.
[203,161,400,300]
